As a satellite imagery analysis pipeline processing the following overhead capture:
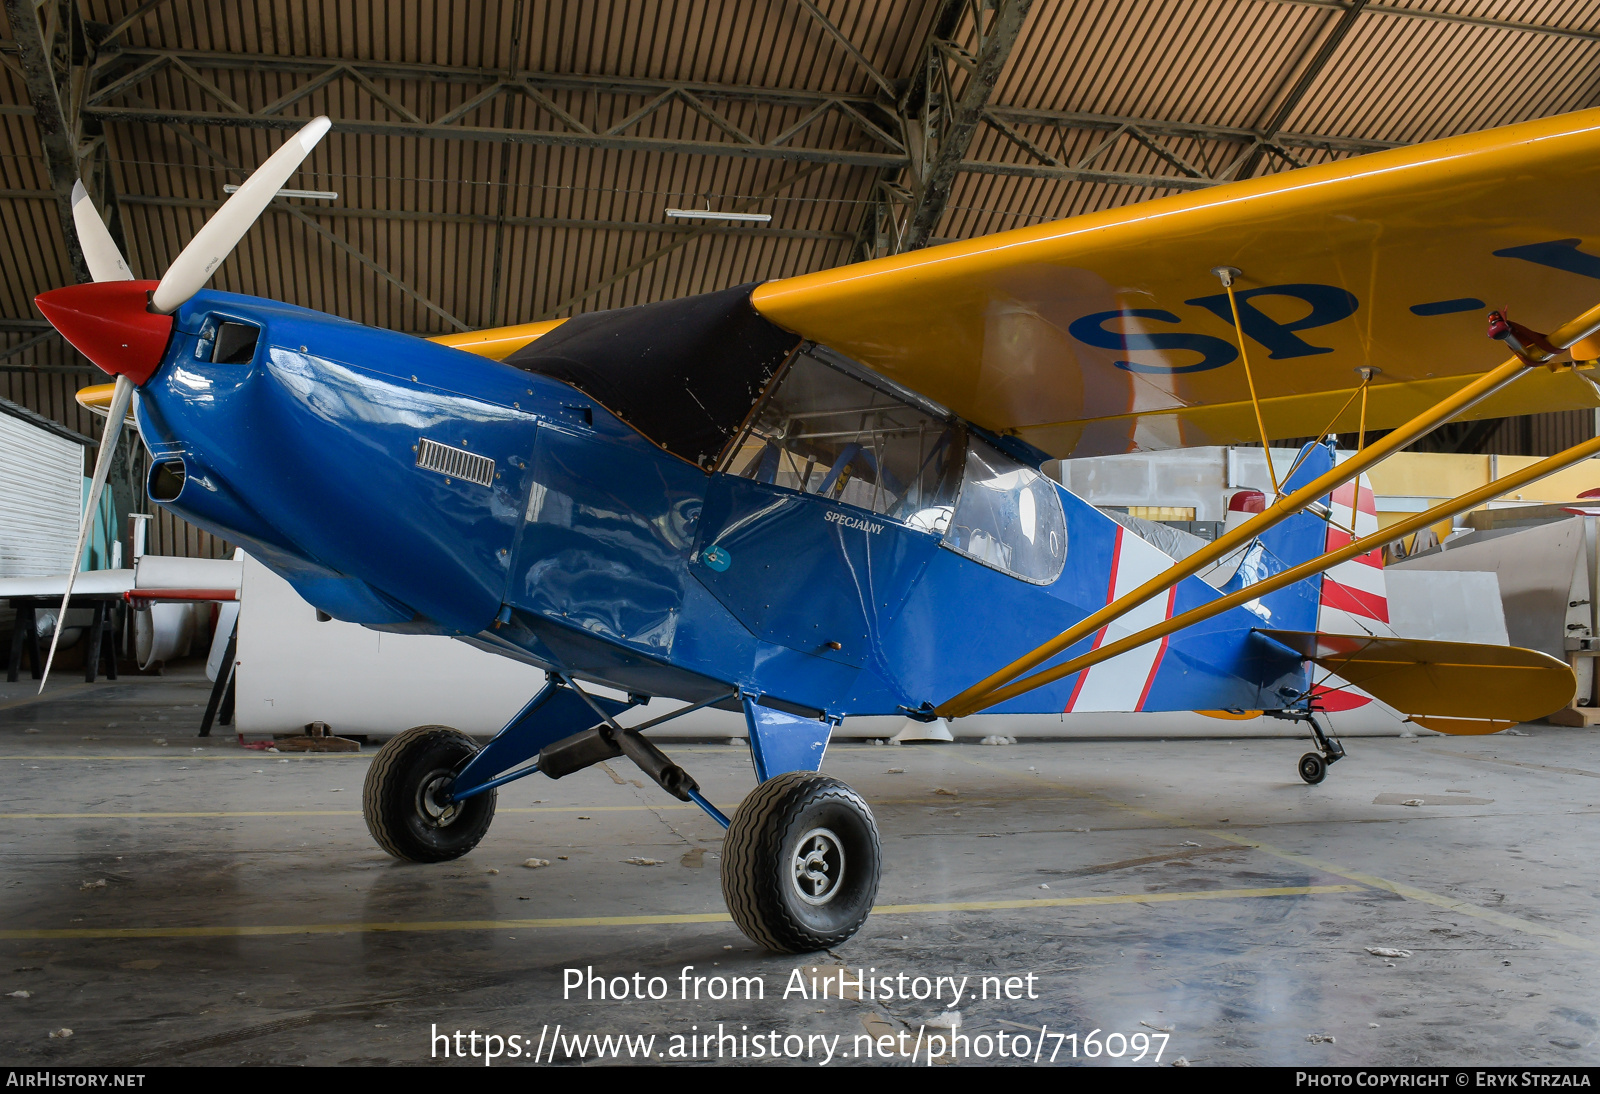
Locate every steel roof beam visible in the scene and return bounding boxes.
[534,162,829,321]
[1235,0,1369,180]
[89,48,890,108]
[98,0,177,47]
[83,46,1406,191]
[0,364,93,374]
[82,104,911,168]
[86,52,909,162]
[853,0,1025,261]
[117,194,854,241]
[3,0,89,282]
[86,104,1220,193]
[0,329,58,362]
[985,105,1402,156]
[132,121,470,332]
[1270,0,1600,44]
[790,0,897,100]
[899,0,1033,251]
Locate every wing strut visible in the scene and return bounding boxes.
[1213,265,1281,496]
[952,426,1600,715]
[936,297,1600,718]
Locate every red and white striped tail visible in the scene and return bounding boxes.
[1312,470,1392,710]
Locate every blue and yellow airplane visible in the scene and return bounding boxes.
[34,108,1600,952]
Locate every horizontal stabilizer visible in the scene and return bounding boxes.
[1259,630,1575,731]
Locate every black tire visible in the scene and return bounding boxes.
[363,725,496,862]
[721,771,880,953]
[1298,752,1327,785]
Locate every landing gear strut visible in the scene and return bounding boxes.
[360,677,882,953]
[1295,711,1344,785]
[1268,707,1345,784]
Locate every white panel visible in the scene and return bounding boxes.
[1384,570,1510,645]
[1067,528,1175,713]
[1390,517,1585,658]
[1060,445,1229,520]
[134,555,243,589]
[0,413,82,578]
[235,553,548,736]
[0,569,133,596]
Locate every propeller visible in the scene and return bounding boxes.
[35,116,331,692]
[37,372,134,691]
[150,116,330,314]
[70,180,133,283]
[40,184,138,691]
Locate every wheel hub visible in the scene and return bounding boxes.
[416,771,461,827]
[790,827,846,906]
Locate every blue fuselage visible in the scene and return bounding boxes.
[136,290,1311,720]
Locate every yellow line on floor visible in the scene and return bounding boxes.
[0,810,363,819]
[1422,748,1600,780]
[874,884,1362,914]
[0,754,369,761]
[0,683,92,712]
[0,884,1361,940]
[0,796,1050,821]
[0,805,703,819]
[956,752,1600,959]
[1203,831,1600,957]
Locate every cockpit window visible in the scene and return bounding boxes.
[723,348,963,531]
[942,436,1067,584]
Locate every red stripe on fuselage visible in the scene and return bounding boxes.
[1324,529,1384,568]
[1320,575,1389,622]
[1135,585,1178,711]
[1065,526,1123,713]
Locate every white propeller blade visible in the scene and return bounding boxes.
[150,115,331,314]
[37,185,143,691]
[41,118,331,687]
[70,181,134,282]
[38,374,132,693]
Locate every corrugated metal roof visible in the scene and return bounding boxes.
[3,0,1597,473]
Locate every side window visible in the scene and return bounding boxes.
[725,350,963,531]
[942,437,1067,584]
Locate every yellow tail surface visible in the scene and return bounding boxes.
[1260,630,1575,734]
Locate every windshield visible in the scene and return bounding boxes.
[723,349,964,532]
[942,437,1067,583]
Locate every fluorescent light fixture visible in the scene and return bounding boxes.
[665,207,772,223]
[224,184,339,200]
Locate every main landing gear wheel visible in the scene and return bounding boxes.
[721,771,880,953]
[363,725,496,862]
[1298,752,1327,785]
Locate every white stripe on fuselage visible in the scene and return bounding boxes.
[1323,555,1386,598]
[1068,527,1177,713]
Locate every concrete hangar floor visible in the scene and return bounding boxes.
[1,668,1596,1068]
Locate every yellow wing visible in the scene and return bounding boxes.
[74,383,137,424]
[1260,630,1574,733]
[426,318,566,360]
[751,109,1600,458]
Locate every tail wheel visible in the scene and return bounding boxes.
[363,725,496,862]
[1298,752,1328,785]
[721,771,880,953]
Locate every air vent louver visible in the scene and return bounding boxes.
[416,438,495,488]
